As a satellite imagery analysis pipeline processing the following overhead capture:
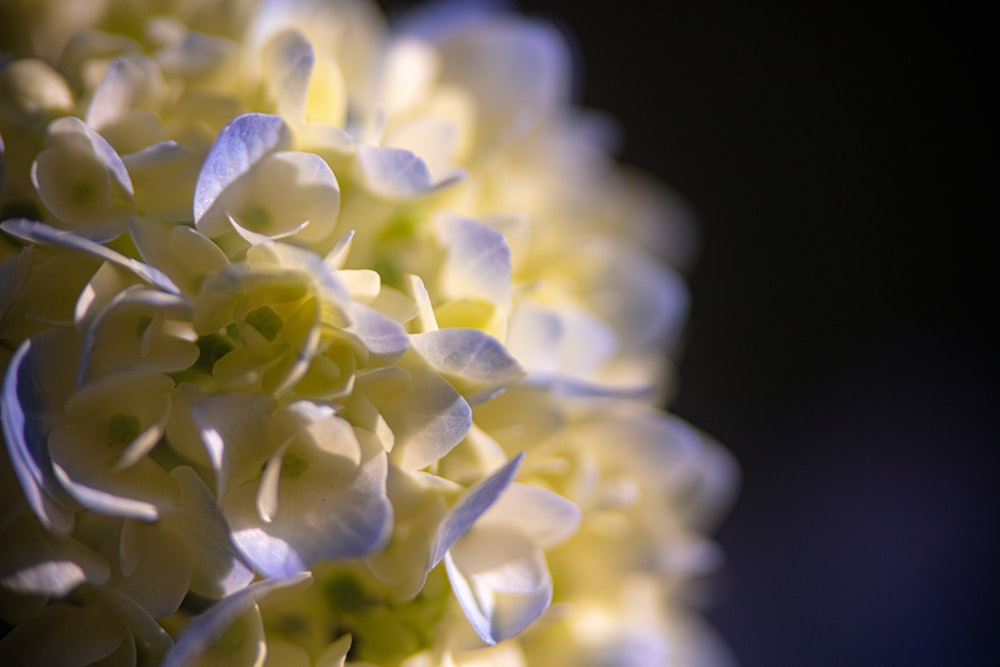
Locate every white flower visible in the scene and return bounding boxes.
[0,1,736,665]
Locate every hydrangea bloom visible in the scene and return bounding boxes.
[0,1,737,665]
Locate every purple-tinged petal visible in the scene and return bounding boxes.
[374,358,473,471]
[261,29,314,123]
[168,466,254,598]
[226,436,392,578]
[193,393,275,498]
[445,526,551,645]
[435,214,512,308]
[163,573,310,667]
[0,514,109,597]
[1,338,75,533]
[428,452,523,568]
[476,483,580,549]
[193,113,290,235]
[409,328,524,391]
[356,145,464,199]
[344,303,410,361]
[1,218,180,294]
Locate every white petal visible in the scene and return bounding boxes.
[86,57,142,131]
[0,515,109,596]
[194,113,290,235]
[323,230,355,271]
[376,358,472,471]
[118,518,193,617]
[226,438,391,578]
[192,393,274,497]
[76,286,194,386]
[54,464,161,522]
[406,273,438,332]
[356,145,463,199]
[445,526,551,644]
[167,466,254,598]
[261,29,314,124]
[163,573,310,667]
[128,217,228,295]
[49,116,133,196]
[1,338,75,533]
[434,18,571,144]
[122,142,201,223]
[409,328,525,391]
[429,452,523,569]
[1,218,180,294]
[227,150,340,244]
[434,213,513,309]
[228,212,309,246]
[343,302,410,361]
[478,483,580,549]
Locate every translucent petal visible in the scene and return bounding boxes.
[343,302,410,361]
[429,452,523,568]
[376,357,473,471]
[1,219,180,294]
[30,116,134,241]
[233,150,340,244]
[194,113,290,235]
[477,483,580,549]
[118,517,193,617]
[1,338,75,533]
[435,214,512,309]
[0,514,109,596]
[123,142,202,223]
[409,328,525,391]
[384,116,459,183]
[163,573,309,667]
[76,286,196,385]
[47,116,134,195]
[170,467,254,596]
[435,17,571,146]
[261,29,315,124]
[225,437,392,578]
[445,526,551,645]
[364,465,457,598]
[193,393,274,497]
[356,145,463,199]
[86,57,148,133]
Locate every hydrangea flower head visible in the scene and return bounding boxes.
[0,1,737,665]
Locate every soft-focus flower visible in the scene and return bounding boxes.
[1,1,736,665]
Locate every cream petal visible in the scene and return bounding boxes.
[1,219,180,294]
[194,113,290,235]
[163,574,309,667]
[0,514,109,597]
[409,328,525,392]
[445,526,551,645]
[435,214,512,309]
[226,438,392,578]
[356,145,464,199]
[1,337,75,533]
[376,357,472,471]
[429,452,523,569]
[476,483,580,549]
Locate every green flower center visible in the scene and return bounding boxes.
[109,413,142,446]
[243,206,272,231]
[280,451,309,479]
[245,305,284,341]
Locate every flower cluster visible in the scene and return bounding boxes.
[0,1,737,665]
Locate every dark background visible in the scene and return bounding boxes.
[382,2,999,664]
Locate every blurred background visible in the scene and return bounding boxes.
[384,1,997,664]
[517,2,996,665]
